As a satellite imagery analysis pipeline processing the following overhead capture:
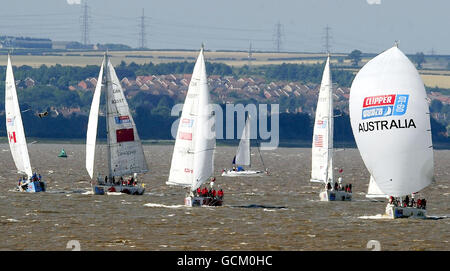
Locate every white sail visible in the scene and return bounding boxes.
[167,48,215,191]
[366,175,388,198]
[235,115,251,166]
[349,46,433,197]
[5,55,32,178]
[311,56,333,183]
[105,57,148,177]
[86,58,105,179]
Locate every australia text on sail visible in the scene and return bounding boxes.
[358,118,416,132]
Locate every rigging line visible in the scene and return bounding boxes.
[256,140,267,171]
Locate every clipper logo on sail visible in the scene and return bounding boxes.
[6,118,14,126]
[181,118,194,128]
[361,94,409,120]
[115,116,131,124]
[316,120,327,128]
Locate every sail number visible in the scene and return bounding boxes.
[112,98,124,104]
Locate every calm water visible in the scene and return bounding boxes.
[0,143,448,251]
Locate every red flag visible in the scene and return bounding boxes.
[116,128,134,143]
[339,168,343,173]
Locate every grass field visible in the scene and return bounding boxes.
[421,74,450,88]
[0,50,347,67]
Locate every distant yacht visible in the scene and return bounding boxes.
[5,54,46,193]
[86,53,148,195]
[310,54,352,201]
[166,46,222,207]
[222,115,268,177]
[349,44,433,219]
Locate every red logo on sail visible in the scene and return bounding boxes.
[8,132,16,143]
[116,128,134,142]
[363,95,396,108]
[179,132,192,141]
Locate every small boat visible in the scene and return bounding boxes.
[310,54,351,201]
[222,115,268,177]
[86,53,148,195]
[166,46,222,207]
[58,148,68,158]
[349,44,433,218]
[5,54,46,193]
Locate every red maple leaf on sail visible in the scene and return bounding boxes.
[8,132,16,143]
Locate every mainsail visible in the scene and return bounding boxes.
[5,55,32,178]
[349,46,434,197]
[86,54,148,178]
[235,116,251,166]
[167,48,215,191]
[311,56,333,183]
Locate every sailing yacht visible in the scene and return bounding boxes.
[349,44,433,218]
[5,55,46,193]
[310,55,352,201]
[166,46,221,207]
[222,115,267,177]
[86,53,148,195]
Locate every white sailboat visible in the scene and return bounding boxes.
[5,55,45,192]
[166,46,220,207]
[222,115,267,177]
[86,53,148,195]
[349,44,433,218]
[311,55,352,201]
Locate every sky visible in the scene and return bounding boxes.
[0,0,449,54]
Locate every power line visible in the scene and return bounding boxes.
[138,8,147,49]
[80,1,90,45]
[248,41,253,69]
[323,25,332,53]
[273,21,283,52]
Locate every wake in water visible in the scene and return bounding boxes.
[359,214,450,220]
[144,203,186,209]
[231,204,287,209]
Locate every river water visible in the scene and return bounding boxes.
[0,144,448,250]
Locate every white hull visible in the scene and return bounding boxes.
[184,196,223,207]
[93,184,145,195]
[385,204,427,219]
[319,190,352,201]
[221,170,264,177]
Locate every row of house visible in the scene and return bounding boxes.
[71,74,355,114]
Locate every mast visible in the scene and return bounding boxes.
[104,52,113,177]
[327,54,334,184]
